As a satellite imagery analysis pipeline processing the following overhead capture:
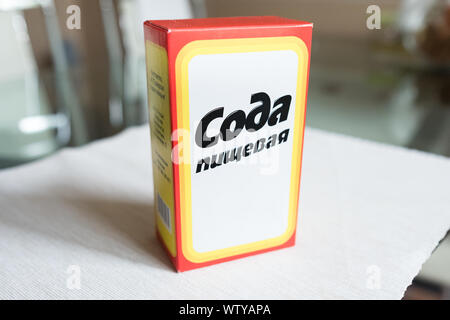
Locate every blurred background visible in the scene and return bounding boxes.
[0,0,449,299]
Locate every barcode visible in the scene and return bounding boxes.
[157,193,171,232]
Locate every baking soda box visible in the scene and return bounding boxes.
[144,16,312,271]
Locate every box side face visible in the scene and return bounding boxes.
[169,25,312,270]
[144,27,177,259]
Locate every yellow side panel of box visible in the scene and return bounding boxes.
[145,41,176,257]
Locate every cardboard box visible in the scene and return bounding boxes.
[144,16,312,271]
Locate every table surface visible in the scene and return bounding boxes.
[1,126,449,299]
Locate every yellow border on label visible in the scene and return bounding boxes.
[175,37,309,263]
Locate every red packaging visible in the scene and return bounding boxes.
[144,16,313,271]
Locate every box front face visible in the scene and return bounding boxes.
[175,37,309,264]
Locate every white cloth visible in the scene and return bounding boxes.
[0,126,449,299]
